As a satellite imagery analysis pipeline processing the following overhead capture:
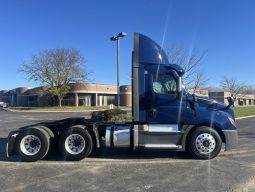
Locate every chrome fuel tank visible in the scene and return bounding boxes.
[105,125,131,148]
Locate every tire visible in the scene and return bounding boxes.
[16,127,50,162]
[187,126,222,160]
[59,127,94,161]
[36,126,54,138]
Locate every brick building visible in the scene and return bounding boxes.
[0,83,132,107]
[188,89,255,106]
[209,92,255,106]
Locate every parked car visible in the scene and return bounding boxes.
[0,102,8,108]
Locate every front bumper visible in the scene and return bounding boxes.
[222,130,238,151]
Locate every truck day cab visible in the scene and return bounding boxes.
[6,33,238,162]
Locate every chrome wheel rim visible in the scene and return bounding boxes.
[20,135,41,156]
[65,134,85,155]
[195,133,216,155]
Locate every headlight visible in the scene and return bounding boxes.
[228,116,236,127]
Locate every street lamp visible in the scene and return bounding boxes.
[110,32,127,108]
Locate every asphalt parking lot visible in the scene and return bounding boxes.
[0,110,254,192]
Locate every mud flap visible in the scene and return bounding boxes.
[223,130,238,151]
[6,130,19,157]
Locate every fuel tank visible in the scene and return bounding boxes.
[105,124,131,148]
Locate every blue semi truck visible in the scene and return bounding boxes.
[6,33,238,162]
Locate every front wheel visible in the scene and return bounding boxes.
[187,126,222,160]
[59,127,94,161]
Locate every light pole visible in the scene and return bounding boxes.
[110,32,127,108]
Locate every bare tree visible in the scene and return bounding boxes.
[20,48,90,107]
[192,72,209,93]
[165,46,206,87]
[241,84,255,95]
[220,76,244,99]
[203,86,223,92]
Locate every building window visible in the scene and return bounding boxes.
[62,94,74,106]
[28,95,38,106]
[79,94,92,106]
[98,95,116,106]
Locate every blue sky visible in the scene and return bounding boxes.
[0,0,255,90]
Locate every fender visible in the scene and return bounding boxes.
[181,125,194,150]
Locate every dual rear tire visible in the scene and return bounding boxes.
[16,126,94,162]
[58,127,94,161]
[16,127,50,162]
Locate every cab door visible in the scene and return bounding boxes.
[144,65,182,124]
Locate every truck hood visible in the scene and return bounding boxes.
[194,95,227,110]
[193,94,235,121]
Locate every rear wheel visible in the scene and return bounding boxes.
[59,127,94,161]
[187,126,222,160]
[16,127,50,162]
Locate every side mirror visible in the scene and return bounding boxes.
[226,97,234,109]
[171,70,182,93]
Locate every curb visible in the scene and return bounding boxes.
[3,108,131,113]
[3,108,103,113]
[236,115,255,120]
[5,109,102,113]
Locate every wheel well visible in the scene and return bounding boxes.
[185,124,226,144]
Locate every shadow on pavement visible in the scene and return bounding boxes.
[0,137,191,162]
[90,148,191,160]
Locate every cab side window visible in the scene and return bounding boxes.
[152,72,177,94]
